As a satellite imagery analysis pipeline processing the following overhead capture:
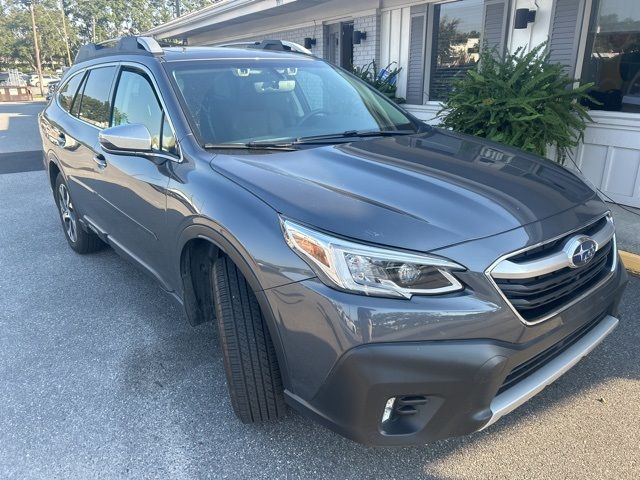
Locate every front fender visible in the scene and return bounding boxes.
[165,154,315,297]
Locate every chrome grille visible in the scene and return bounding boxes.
[488,214,616,325]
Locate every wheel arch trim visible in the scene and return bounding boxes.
[176,221,293,391]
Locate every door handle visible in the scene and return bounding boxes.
[93,153,107,168]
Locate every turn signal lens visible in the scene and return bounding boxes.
[290,231,331,268]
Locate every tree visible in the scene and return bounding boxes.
[0,0,213,70]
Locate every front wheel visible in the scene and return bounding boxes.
[54,174,104,254]
[212,256,286,423]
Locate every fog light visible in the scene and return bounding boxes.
[382,397,396,423]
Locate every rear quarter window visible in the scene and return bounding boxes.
[57,73,84,113]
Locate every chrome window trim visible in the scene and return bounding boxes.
[57,60,183,162]
[485,212,618,326]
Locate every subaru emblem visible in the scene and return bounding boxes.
[563,236,598,268]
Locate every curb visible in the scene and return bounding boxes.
[620,250,640,275]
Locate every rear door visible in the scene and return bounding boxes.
[65,65,118,224]
[90,65,178,286]
[44,66,118,223]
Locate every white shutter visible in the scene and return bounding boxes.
[482,0,510,56]
[406,5,427,104]
[549,0,587,77]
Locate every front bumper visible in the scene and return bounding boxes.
[278,263,627,446]
[285,314,620,446]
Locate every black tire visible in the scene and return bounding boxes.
[54,174,104,254]
[212,255,286,423]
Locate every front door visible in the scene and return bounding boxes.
[325,22,354,69]
[341,22,354,70]
[90,66,178,287]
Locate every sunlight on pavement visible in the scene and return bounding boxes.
[422,378,640,480]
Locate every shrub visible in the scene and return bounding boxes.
[437,44,594,164]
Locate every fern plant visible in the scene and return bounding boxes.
[437,44,594,164]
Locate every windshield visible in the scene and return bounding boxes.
[166,58,418,145]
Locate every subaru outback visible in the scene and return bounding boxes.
[39,37,628,446]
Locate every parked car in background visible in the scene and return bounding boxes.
[39,36,628,446]
[46,80,60,101]
[29,74,60,88]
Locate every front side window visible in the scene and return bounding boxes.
[429,0,483,101]
[167,59,417,145]
[58,73,84,112]
[77,66,116,127]
[112,69,177,155]
[581,0,640,112]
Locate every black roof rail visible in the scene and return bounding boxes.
[74,36,164,64]
[218,39,313,56]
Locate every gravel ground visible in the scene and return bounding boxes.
[0,171,639,480]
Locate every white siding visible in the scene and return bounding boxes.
[575,113,640,208]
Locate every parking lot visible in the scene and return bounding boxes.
[0,103,639,479]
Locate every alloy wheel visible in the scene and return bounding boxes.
[57,183,78,243]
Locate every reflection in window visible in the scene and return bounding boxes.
[113,70,162,149]
[581,0,640,112]
[112,70,176,155]
[429,0,483,101]
[78,67,116,127]
[58,73,83,113]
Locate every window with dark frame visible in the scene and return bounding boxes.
[581,0,640,113]
[406,0,507,105]
[428,0,484,101]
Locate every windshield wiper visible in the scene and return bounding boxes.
[203,141,297,151]
[293,129,416,144]
[203,130,416,151]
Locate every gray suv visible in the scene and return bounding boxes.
[39,37,628,446]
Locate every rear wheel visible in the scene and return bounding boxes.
[54,174,104,254]
[212,255,286,423]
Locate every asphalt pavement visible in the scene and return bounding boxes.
[0,103,638,479]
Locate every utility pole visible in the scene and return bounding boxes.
[59,0,72,65]
[92,16,96,43]
[28,1,44,97]
[175,0,181,18]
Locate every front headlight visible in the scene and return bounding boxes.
[281,219,465,298]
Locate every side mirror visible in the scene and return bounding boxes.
[99,123,153,154]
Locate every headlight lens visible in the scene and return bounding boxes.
[281,219,465,298]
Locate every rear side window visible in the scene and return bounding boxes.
[77,66,117,128]
[58,73,84,112]
[112,69,177,155]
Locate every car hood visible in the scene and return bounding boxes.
[209,128,596,252]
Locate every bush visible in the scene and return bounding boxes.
[437,44,594,164]
[352,61,405,103]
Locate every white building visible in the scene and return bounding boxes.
[149,0,640,208]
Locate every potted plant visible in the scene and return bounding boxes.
[437,44,594,164]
